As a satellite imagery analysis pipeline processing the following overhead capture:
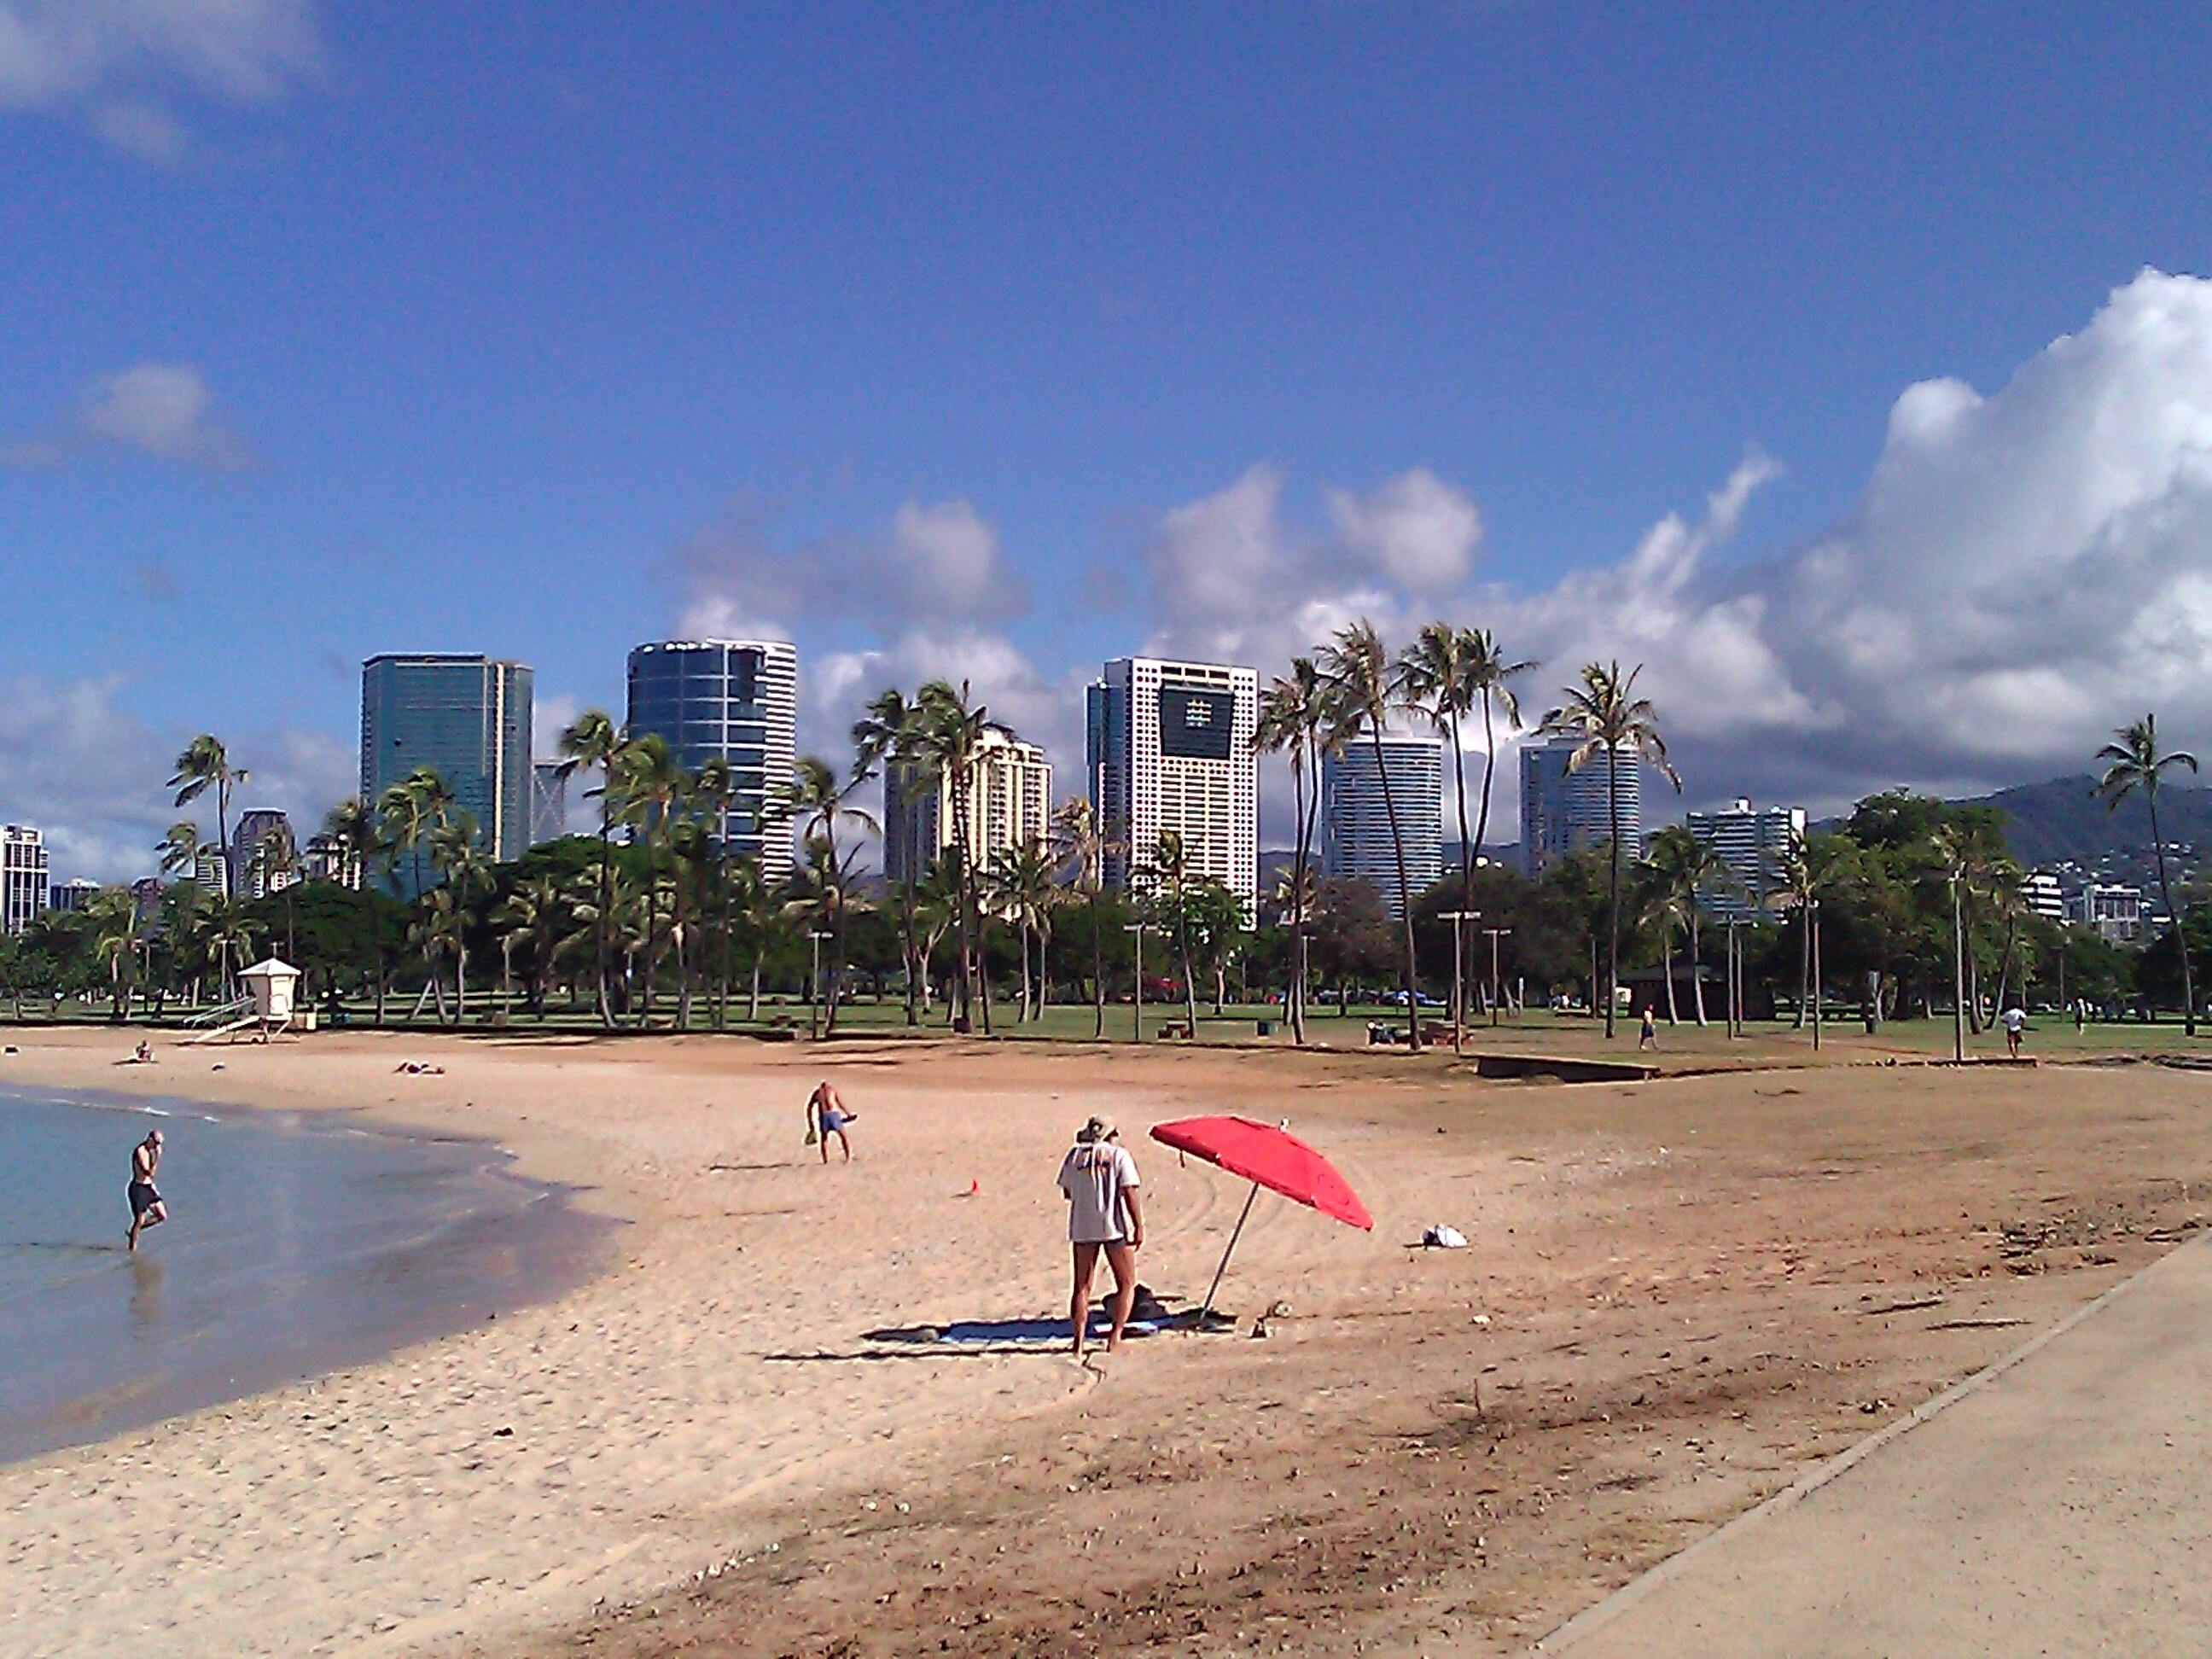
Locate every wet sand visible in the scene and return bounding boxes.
[0,1027,2206,1656]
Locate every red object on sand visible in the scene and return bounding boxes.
[1150,1115,1373,1231]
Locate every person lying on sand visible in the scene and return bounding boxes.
[393,1062,446,1075]
[117,1040,155,1065]
[807,1080,856,1163]
[126,1129,166,1252]
[1058,1115,1143,1359]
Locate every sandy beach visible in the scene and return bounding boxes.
[3,1027,2209,1656]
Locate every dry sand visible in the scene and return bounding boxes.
[2,1027,2208,1657]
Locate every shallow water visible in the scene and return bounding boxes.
[0,1086,609,1465]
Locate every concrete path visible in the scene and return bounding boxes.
[1540,1233,2212,1657]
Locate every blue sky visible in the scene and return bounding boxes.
[7,1,2212,876]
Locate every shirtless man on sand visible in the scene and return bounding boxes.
[806,1080,857,1163]
[126,1130,166,1252]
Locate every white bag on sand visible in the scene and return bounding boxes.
[1422,1225,1467,1249]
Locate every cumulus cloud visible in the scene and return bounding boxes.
[1328,467,1484,592]
[672,494,1025,642]
[0,0,321,159]
[6,361,255,470]
[0,673,352,883]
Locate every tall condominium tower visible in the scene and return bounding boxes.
[1519,733,1642,877]
[625,639,799,885]
[229,807,296,899]
[2,824,48,934]
[1321,734,1445,918]
[361,654,534,889]
[1086,656,1259,902]
[1684,798,1804,920]
[882,723,1053,884]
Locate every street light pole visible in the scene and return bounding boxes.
[1809,898,1823,1052]
[1950,871,1966,1063]
[1125,920,1146,1042]
[1439,910,1477,1056]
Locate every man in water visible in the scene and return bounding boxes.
[126,1129,166,1252]
[807,1080,856,1163]
[1057,1115,1144,1360]
[2001,1003,2027,1059]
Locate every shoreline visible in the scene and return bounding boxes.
[0,1079,619,1468]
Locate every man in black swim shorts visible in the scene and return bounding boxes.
[127,1129,167,1252]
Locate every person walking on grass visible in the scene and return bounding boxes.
[126,1130,166,1252]
[1639,1006,1658,1052]
[2001,1003,2027,1060]
[806,1080,857,1163]
[1057,1115,1144,1360]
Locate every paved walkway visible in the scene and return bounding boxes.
[1541,1233,2212,1657]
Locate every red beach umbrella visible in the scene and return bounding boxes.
[1150,1115,1373,1318]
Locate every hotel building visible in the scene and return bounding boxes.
[1086,656,1259,903]
[882,724,1053,884]
[1520,733,1643,877]
[625,638,799,885]
[361,654,534,888]
[1320,735,1444,917]
[2,824,48,933]
[1684,797,1805,921]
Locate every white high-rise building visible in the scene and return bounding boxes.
[1685,798,1805,921]
[1321,735,1444,918]
[1520,734,1642,877]
[1086,656,1258,904]
[883,724,1053,883]
[626,639,799,884]
[2,824,49,933]
[2022,870,2067,923]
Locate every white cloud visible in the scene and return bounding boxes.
[1328,467,1484,592]
[0,0,320,158]
[0,673,352,883]
[6,361,254,470]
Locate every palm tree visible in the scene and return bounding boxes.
[1642,825,1732,1026]
[1320,620,1423,1048]
[1050,796,1119,1038]
[912,680,992,1032]
[1144,828,1203,1039]
[168,735,246,899]
[988,838,1059,1022]
[2097,714,2201,1033]
[610,733,690,1026]
[157,822,227,995]
[1540,661,1681,1039]
[854,688,928,1027]
[493,876,568,1016]
[423,810,486,1024]
[783,833,864,1033]
[556,708,626,1027]
[85,887,140,1021]
[724,856,777,1022]
[258,820,300,962]
[771,753,879,1035]
[688,757,738,1027]
[1252,657,1336,1045]
[313,796,381,891]
[378,765,456,904]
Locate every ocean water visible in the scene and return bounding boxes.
[0,1086,608,1465]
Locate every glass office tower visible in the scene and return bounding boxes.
[625,639,798,884]
[360,654,533,891]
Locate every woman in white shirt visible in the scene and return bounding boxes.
[1057,1115,1144,1359]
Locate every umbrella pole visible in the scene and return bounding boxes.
[1199,1181,1261,1323]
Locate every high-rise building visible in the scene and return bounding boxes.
[625,639,799,885]
[1519,734,1643,877]
[1684,797,1805,921]
[1320,735,1444,917]
[361,654,534,890]
[230,808,296,899]
[2072,882,2143,944]
[193,847,230,898]
[1086,656,1259,903]
[2,824,48,933]
[48,877,100,913]
[530,761,569,846]
[2023,870,2067,923]
[883,724,1053,883]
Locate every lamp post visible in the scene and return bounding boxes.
[1125,919,1146,1042]
[1484,927,1512,1027]
[1725,914,1741,1039]
[1949,870,1966,1063]
[1438,910,1477,1056]
[1808,897,1823,1052]
[809,928,831,1040]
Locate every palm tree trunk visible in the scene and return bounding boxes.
[1604,745,1621,1040]
[1017,923,1033,1021]
[1449,707,1472,1035]
[1179,902,1199,1039]
[748,956,762,1022]
[1662,928,1679,1024]
[596,805,615,1029]
[1089,888,1105,1039]
[1796,908,1811,1029]
[455,945,469,1027]
[2151,795,2195,1033]
[1289,748,1310,1046]
[1690,913,1708,1026]
[1371,725,1423,1051]
[902,882,921,1027]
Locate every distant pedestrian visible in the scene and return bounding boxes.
[1639,1007,1658,1051]
[2001,1004,2027,1059]
[1057,1115,1144,1359]
[807,1080,856,1163]
[126,1130,166,1252]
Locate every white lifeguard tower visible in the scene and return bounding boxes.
[188,958,305,1043]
